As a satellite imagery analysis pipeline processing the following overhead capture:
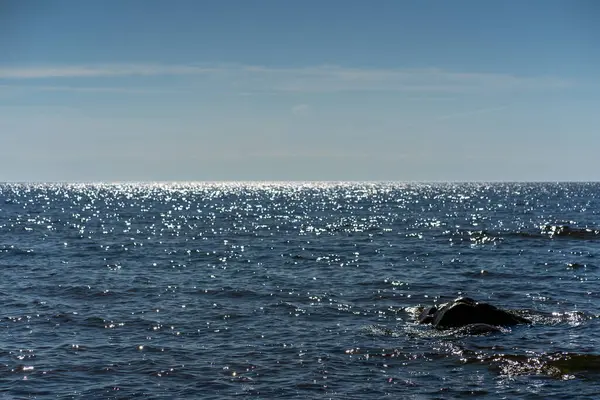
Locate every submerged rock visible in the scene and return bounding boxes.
[542,225,600,239]
[454,323,503,335]
[419,297,531,330]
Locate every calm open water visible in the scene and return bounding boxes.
[1,182,600,399]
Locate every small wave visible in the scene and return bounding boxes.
[361,324,400,337]
[0,244,35,255]
[194,286,264,300]
[403,322,509,339]
[483,352,600,379]
[527,310,594,326]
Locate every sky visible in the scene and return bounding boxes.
[1,0,599,182]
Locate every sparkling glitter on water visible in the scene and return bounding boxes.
[1,182,600,398]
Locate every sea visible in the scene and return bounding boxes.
[1,182,600,399]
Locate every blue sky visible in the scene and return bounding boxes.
[1,0,598,181]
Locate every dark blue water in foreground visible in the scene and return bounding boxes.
[2,182,600,399]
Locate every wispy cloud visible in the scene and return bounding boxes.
[0,64,217,79]
[238,150,406,160]
[291,104,310,115]
[0,84,173,94]
[434,105,509,120]
[248,66,570,93]
[0,63,572,94]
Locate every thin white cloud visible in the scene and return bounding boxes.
[0,63,572,94]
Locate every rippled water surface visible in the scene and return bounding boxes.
[2,182,600,398]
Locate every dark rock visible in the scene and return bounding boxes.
[418,305,437,325]
[419,297,530,330]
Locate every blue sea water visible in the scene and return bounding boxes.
[1,182,600,399]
